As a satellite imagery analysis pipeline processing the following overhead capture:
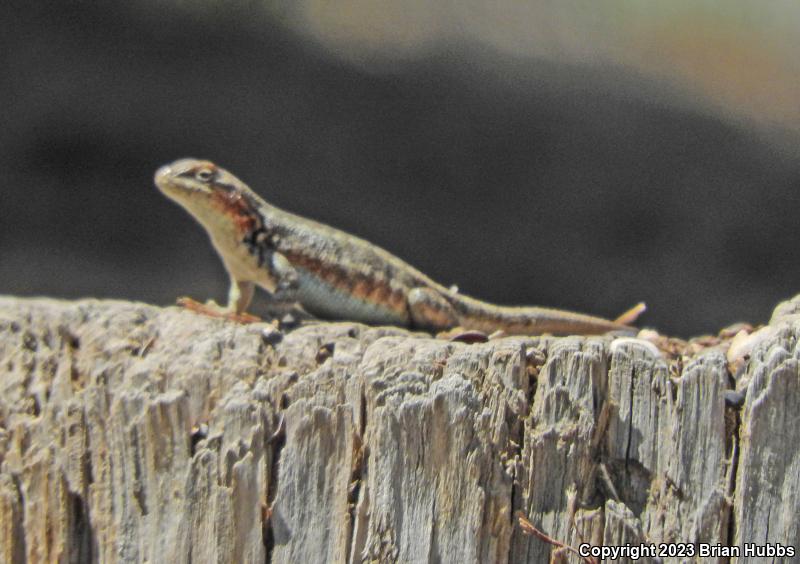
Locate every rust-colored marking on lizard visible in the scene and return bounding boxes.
[211,187,262,236]
[283,249,408,315]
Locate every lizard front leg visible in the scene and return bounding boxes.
[178,277,260,323]
[179,252,302,324]
[228,278,256,314]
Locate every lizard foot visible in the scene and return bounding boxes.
[176,297,262,324]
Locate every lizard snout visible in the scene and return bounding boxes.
[154,164,174,187]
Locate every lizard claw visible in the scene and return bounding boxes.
[176,297,262,324]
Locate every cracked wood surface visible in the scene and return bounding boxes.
[0,296,798,563]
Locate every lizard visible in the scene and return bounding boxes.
[154,158,644,335]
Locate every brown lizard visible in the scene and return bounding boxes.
[154,158,644,335]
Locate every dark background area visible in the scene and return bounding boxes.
[3,3,799,337]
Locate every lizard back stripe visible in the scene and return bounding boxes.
[283,249,408,318]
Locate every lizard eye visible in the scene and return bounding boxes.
[195,168,214,182]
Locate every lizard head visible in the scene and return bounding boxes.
[155,158,237,201]
[155,158,262,235]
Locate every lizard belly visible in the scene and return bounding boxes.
[294,268,409,326]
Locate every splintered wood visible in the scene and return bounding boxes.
[0,296,798,563]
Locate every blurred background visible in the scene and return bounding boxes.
[2,1,799,337]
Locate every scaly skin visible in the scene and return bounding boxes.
[154,158,642,335]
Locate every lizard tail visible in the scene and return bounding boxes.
[449,294,645,336]
[613,302,647,326]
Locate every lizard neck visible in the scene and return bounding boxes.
[185,185,279,286]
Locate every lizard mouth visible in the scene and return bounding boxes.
[154,164,173,182]
[154,164,181,193]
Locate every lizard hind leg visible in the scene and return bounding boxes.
[407,287,460,332]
